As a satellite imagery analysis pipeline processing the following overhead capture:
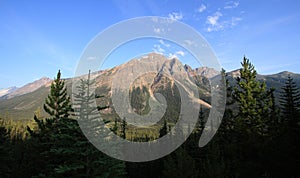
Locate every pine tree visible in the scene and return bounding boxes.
[279,75,300,126]
[163,147,198,177]
[44,70,72,120]
[266,88,281,134]
[0,119,12,177]
[234,56,271,134]
[159,119,168,138]
[198,105,205,132]
[28,70,126,177]
[120,117,127,139]
[53,70,126,177]
[230,57,274,176]
[278,74,300,177]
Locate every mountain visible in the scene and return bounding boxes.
[1,77,52,100]
[0,86,18,98]
[226,69,300,101]
[0,53,299,121]
[93,53,212,122]
[0,53,212,120]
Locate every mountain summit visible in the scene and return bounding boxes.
[0,53,299,120]
[1,77,52,99]
[0,86,18,98]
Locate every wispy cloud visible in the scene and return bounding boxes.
[207,12,223,26]
[168,12,183,21]
[197,4,207,13]
[206,12,223,32]
[168,53,177,59]
[168,50,185,59]
[224,1,239,9]
[231,17,242,26]
[153,27,165,34]
[87,56,96,61]
[206,11,242,32]
[153,44,165,53]
[175,50,185,57]
[184,40,195,46]
[159,39,170,48]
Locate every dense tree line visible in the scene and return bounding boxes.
[0,57,299,177]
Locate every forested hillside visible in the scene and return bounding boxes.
[0,56,299,177]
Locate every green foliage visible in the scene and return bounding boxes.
[163,147,198,178]
[120,117,127,139]
[0,119,11,177]
[276,75,300,176]
[279,75,300,125]
[197,105,206,132]
[26,70,126,177]
[234,56,271,134]
[130,86,150,115]
[44,70,72,120]
[159,119,168,138]
[1,59,300,177]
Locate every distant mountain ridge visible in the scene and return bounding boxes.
[0,53,299,120]
[1,77,52,100]
[0,87,18,98]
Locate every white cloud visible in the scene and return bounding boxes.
[206,11,242,32]
[168,53,178,59]
[159,39,170,48]
[168,12,183,21]
[206,12,222,26]
[198,4,207,13]
[154,28,160,34]
[153,44,165,54]
[168,51,185,59]
[154,27,165,34]
[231,17,242,26]
[224,1,239,9]
[87,56,96,61]
[184,40,195,46]
[175,51,185,57]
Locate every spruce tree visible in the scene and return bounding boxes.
[278,75,300,178]
[159,119,168,138]
[266,88,281,134]
[0,119,12,177]
[279,75,300,126]
[44,70,72,120]
[234,56,270,134]
[120,117,127,139]
[198,105,205,132]
[55,70,126,177]
[28,70,126,177]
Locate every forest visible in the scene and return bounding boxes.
[0,57,299,178]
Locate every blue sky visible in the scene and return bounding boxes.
[1,0,300,88]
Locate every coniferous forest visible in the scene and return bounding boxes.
[0,57,299,178]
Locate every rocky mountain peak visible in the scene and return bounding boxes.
[0,86,18,98]
[3,77,52,99]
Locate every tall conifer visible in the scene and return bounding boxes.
[44,70,72,120]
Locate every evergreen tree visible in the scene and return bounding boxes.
[44,70,72,120]
[28,70,126,177]
[230,57,274,176]
[198,105,205,132]
[266,88,281,135]
[159,119,168,138]
[278,75,300,177]
[163,147,198,178]
[279,75,300,126]
[234,56,271,134]
[120,117,127,139]
[52,70,126,177]
[0,119,12,177]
